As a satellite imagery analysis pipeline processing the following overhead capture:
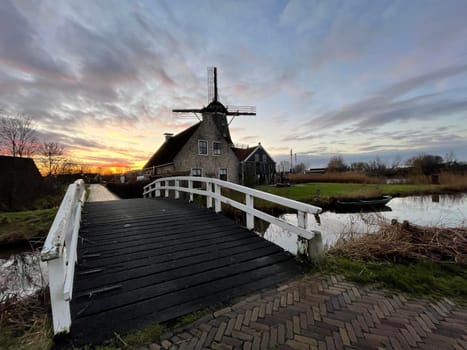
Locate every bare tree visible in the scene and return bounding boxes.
[38,141,65,176]
[326,155,348,172]
[0,113,37,157]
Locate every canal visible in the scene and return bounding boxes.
[261,193,467,254]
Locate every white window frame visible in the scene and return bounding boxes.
[219,168,228,181]
[212,141,221,155]
[191,168,203,177]
[198,140,208,155]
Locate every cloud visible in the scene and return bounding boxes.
[300,64,467,131]
[0,1,72,79]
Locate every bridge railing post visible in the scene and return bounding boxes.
[206,181,213,209]
[175,180,180,199]
[245,194,254,230]
[188,180,193,202]
[47,254,71,334]
[297,211,308,230]
[155,181,161,197]
[214,183,221,213]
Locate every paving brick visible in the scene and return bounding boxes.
[270,326,278,348]
[215,322,227,342]
[252,335,261,350]
[260,331,270,350]
[243,309,252,326]
[225,318,235,336]
[278,323,286,344]
[285,339,310,350]
[234,315,244,330]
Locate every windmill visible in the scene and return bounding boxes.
[172,67,256,144]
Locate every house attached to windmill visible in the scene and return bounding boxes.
[143,67,276,186]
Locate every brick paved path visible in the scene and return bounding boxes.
[149,274,467,350]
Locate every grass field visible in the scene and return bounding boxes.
[0,208,57,244]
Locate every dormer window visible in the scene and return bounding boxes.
[213,142,221,155]
[198,140,208,155]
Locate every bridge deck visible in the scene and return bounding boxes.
[70,198,302,344]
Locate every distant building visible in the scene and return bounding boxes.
[0,155,42,210]
[143,68,275,187]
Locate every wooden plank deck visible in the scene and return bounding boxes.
[70,198,302,344]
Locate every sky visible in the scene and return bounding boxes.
[0,0,466,171]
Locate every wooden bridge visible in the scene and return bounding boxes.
[40,177,322,345]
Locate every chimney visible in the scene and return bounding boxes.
[163,133,174,142]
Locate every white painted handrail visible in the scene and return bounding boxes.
[143,176,322,241]
[41,179,85,335]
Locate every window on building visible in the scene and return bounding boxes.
[255,153,260,162]
[213,142,221,155]
[219,168,227,181]
[191,168,202,177]
[198,140,208,155]
[262,154,267,162]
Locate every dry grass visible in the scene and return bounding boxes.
[0,290,53,350]
[440,172,467,191]
[287,171,382,184]
[328,219,467,264]
[406,172,467,188]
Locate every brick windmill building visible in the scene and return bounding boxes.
[143,68,276,186]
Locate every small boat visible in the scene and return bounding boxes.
[336,196,392,208]
[275,182,290,188]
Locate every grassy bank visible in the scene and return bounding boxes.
[318,220,467,304]
[256,182,443,208]
[0,208,57,245]
[316,257,467,304]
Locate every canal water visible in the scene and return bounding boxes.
[261,193,467,254]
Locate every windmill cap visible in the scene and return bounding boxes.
[203,100,227,113]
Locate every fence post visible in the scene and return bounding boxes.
[206,181,213,209]
[165,180,169,198]
[188,180,193,202]
[245,194,254,230]
[214,184,221,213]
[175,180,180,199]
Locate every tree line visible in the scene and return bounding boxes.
[326,153,465,177]
[0,112,83,176]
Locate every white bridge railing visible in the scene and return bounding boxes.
[143,176,323,257]
[41,179,86,335]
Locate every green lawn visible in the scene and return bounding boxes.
[0,208,57,244]
[256,182,439,205]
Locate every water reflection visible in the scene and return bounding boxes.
[0,252,47,300]
[261,194,467,254]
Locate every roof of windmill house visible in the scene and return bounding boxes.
[231,143,275,163]
[231,147,257,161]
[143,123,201,169]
